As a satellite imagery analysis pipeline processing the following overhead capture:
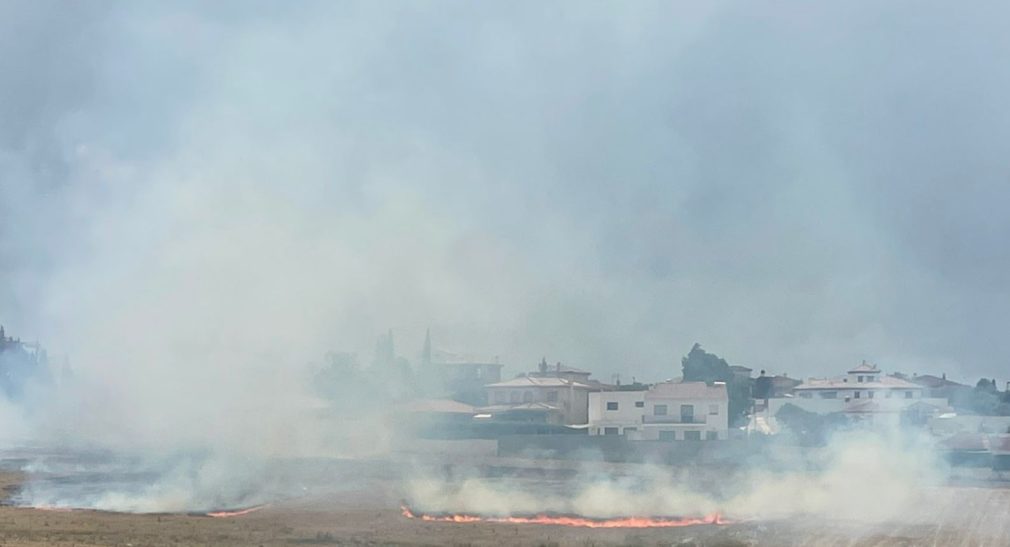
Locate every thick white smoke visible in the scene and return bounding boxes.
[2,0,1009,515]
[406,429,947,524]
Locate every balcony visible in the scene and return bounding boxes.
[642,415,707,425]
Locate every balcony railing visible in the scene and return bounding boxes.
[642,415,707,425]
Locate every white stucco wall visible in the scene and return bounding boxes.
[588,390,729,440]
[767,394,949,418]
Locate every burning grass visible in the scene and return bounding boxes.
[205,505,267,518]
[400,504,727,528]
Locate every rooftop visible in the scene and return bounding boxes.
[848,361,881,373]
[399,399,476,414]
[645,381,728,400]
[909,374,967,389]
[795,375,923,390]
[552,364,590,374]
[478,402,561,413]
[485,376,592,389]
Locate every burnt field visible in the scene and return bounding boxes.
[0,465,1009,546]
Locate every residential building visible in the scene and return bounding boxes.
[530,358,593,384]
[769,374,802,397]
[438,359,503,405]
[483,375,591,425]
[729,365,753,380]
[766,362,950,426]
[906,373,971,401]
[419,330,503,405]
[588,381,729,441]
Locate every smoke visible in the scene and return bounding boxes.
[405,429,946,524]
[1,0,1008,512]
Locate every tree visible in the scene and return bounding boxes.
[681,343,750,427]
[964,378,1010,416]
[682,343,732,384]
[753,370,773,400]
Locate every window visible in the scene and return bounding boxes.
[604,427,619,435]
[680,404,694,423]
[799,392,813,399]
[510,391,520,403]
[821,391,837,399]
[659,431,676,441]
[635,401,644,408]
[495,391,506,404]
[606,401,619,411]
[854,391,861,399]
[866,376,875,382]
[858,375,864,383]
[522,391,533,403]
[654,404,668,416]
[706,431,718,440]
[624,427,637,433]
[546,390,558,402]
[905,391,913,399]
[868,391,875,399]
[709,404,719,415]
[684,431,702,441]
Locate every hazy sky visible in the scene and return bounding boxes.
[3,1,1010,384]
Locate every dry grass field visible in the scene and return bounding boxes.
[0,469,1008,546]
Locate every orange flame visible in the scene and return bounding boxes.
[401,505,726,528]
[206,505,266,518]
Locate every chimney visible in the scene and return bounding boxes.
[942,373,946,380]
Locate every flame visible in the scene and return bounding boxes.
[206,505,266,518]
[401,505,726,528]
[32,505,75,512]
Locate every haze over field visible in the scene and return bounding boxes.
[2,1,1010,509]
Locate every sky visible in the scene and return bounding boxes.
[3,0,1010,387]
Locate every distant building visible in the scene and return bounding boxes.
[587,381,729,441]
[766,362,950,426]
[396,398,476,430]
[420,330,503,406]
[729,365,753,380]
[0,325,51,399]
[436,358,503,405]
[528,358,614,390]
[530,358,591,382]
[769,373,801,397]
[906,373,971,401]
[483,375,592,425]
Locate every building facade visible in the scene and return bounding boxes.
[483,376,591,425]
[588,381,729,440]
[766,362,950,425]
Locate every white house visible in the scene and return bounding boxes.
[766,362,951,425]
[588,381,729,441]
[484,376,592,425]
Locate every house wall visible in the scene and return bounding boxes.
[588,391,729,440]
[487,385,589,425]
[767,393,949,417]
[588,391,646,435]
